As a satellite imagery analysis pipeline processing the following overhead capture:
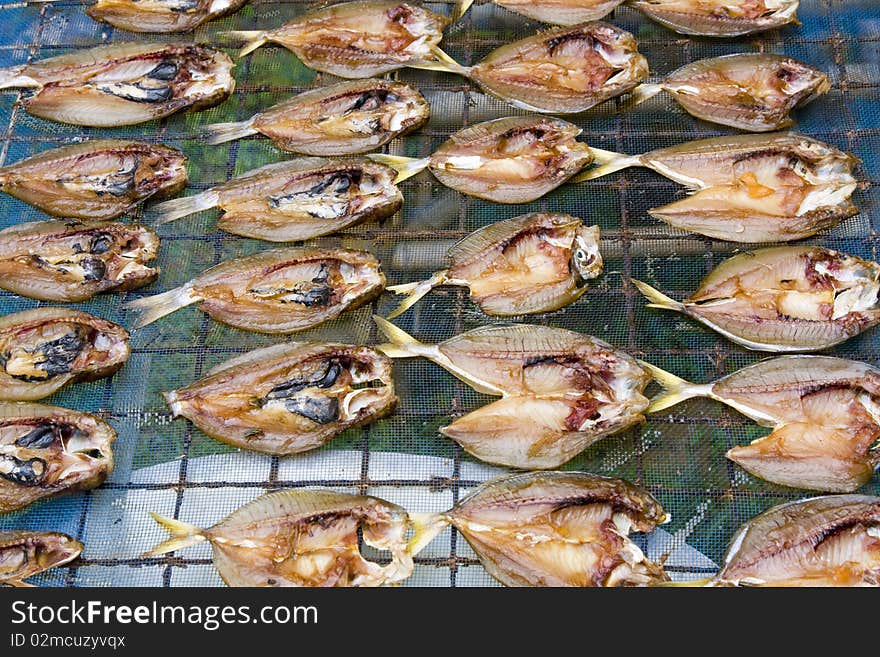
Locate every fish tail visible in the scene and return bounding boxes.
[638,360,708,413]
[150,190,219,225]
[571,149,640,183]
[224,30,269,58]
[124,284,199,329]
[408,46,470,76]
[452,0,475,21]
[367,154,430,183]
[373,315,429,358]
[627,83,664,107]
[407,512,451,555]
[143,512,207,556]
[385,270,448,319]
[631,279,685,312]
[203,117,258,145]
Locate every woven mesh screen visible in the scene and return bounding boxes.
[0,0,878,586]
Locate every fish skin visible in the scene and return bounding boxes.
[87,0,249,33]
[490,0,628,25]
[629,0,800,37]
[0,530,82,586]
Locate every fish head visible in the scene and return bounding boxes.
[0,531,82,584]
[572,225,603,282]
[775,59,832,100]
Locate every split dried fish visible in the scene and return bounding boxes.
[0,221,159,302]
[0,140,187,220]
[575,132,859,242]
[164,343,396,455]
[126,247,385,334]
[631,53,830,132]
[146,489,414,586]
[634,246,880,352]
[0,42,234,127]
[151,158,401,242]
[0,308,130,401]
[714,495,880,586]
[455,0,627,25]
[375,317,650,469]
[204,79,430,155]
[386,213,602,318]
[644,356,880,492]
[86,0,249,33]
[629,0,800,36]
[371,116,599,203]
[410,472,669,586]
[227,1,449,78]
[417,22,648,114]
[0,531,82,587]
[0,402,115,514]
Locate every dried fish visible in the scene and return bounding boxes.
[164,343,396,455]
[714,495,880,586]
[374,317,650,468]
[631,54,830,132]
[86,0,249,33]
[227,1,449,78]
[370,116,599,203]
[386,213,602,318]
[146,489,414,587]
[575,132,859,242]
[455,0,627,25]
[409,472,669,586]
[151,158,402,242]
[0,140,187,220]
[126,248,385,334]
[0,43,234,126]
[644,356,880,492]
[629,0,800,36]
[0,531,82,586]
[634,246,880,352]
[0,221,159,302]
[0,402,115,513]
[417,22,648,114]
[0,308,130,401]
[204,79,430,155]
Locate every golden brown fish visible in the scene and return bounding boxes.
[454,0,627,24]
[629,0,800,36]
[0,531,82,586]
[86,0,249,33]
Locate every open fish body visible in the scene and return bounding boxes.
[147,489,414,587]
[164,343,397,455]
[629,0,800,36]
[0,221,159,302]
[458,0,627,25]
[87,0,249,33]
[716,495,880,586]
[0,42,235,127]
[205,79,430,155]
[0,531,82,586]
[0,140,187,220]
[0,402,115,513]
[635,246,880,352]
[0,308,130,401]
[127,247,385,334]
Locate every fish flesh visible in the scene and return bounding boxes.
[146,489,415,586]
[416,22,648,114]
[126,247,385,334]
[630,54,830,132]
[0,531,82,587]
[454,0,627,25]
[0,43,235,127]
[633,246,880,352]
[86,0,249,33]
[0,221,159,302]
[575,132,859,242]
[0,140,187,220]
[370,116,599,204]
[163,343,396,455]
[409,472,669,586]
[374,317,650,468]
[713,495,880,586]
[151,158,402,242]
[643,356,880,492]
[204,79,430,155]
[0,402,115,513]
[386,213,602,318]
[0,308,130,401]
[227,1,449,78]
[628,0,800,36]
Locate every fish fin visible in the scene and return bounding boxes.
[203,117,258,145]
[223,30,269,58]
[0,65,37,90]
[150,190,219,225]
[407,512,450,555]
[143,513,207,556]
[408,46,470,75]
[452,0,475,21]
[653,577,714,587]
[373,315,427,358]
[367,154,430,183]
[638,360,704,412]
[626,83,664,107]
[125,284,199,329]
[385,270,449,319]
[631,279,685,312]
[571,149,640,183]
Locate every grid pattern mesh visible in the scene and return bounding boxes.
[0,0,878,586]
